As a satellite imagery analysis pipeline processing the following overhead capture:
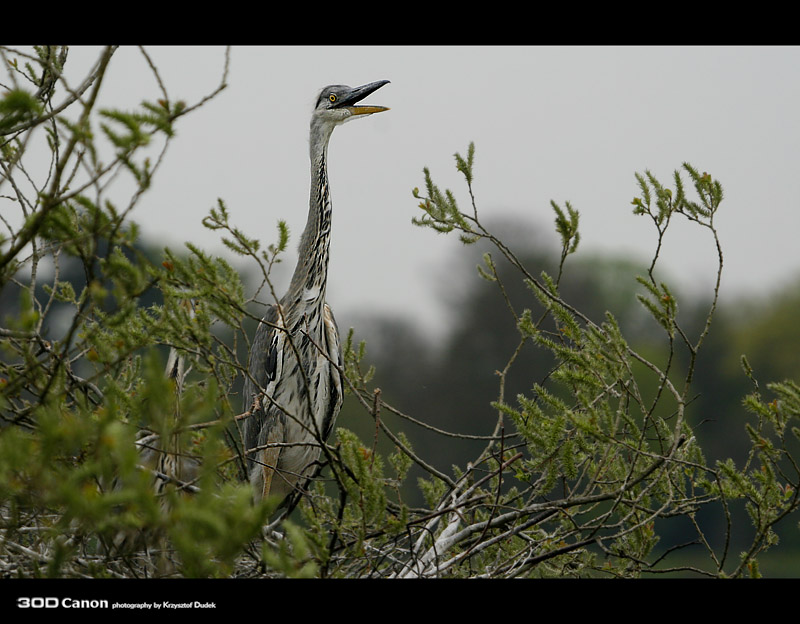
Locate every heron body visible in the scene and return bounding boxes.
[243,80,390,507]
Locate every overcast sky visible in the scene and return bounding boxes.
[63,46,800,339]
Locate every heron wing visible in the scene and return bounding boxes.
[242,302,344,506]
[321,303,344,440]
[245,304,281,392]
[242,304,283,476]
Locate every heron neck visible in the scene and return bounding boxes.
[285,122,334,317]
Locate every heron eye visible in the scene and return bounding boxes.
[328,94,337,103]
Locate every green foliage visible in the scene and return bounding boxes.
[261,520,318,578]
[551,200,580,257]
[342,327,375,385]
[412,142,480,244]
[635,276,678,337]
[0,46,263,578]
[405,141,800,577]
[0,88,42,133]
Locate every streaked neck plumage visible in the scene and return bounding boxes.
[284,117,336,324]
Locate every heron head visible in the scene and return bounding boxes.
[312,80,390,128]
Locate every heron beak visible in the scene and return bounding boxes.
[341,80,390,116]
[348,105,390,116]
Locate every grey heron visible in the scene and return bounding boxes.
[242,80,390,509]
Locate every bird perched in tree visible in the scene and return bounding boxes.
[242,80,390,510]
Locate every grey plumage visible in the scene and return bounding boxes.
[242,80,390,509]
